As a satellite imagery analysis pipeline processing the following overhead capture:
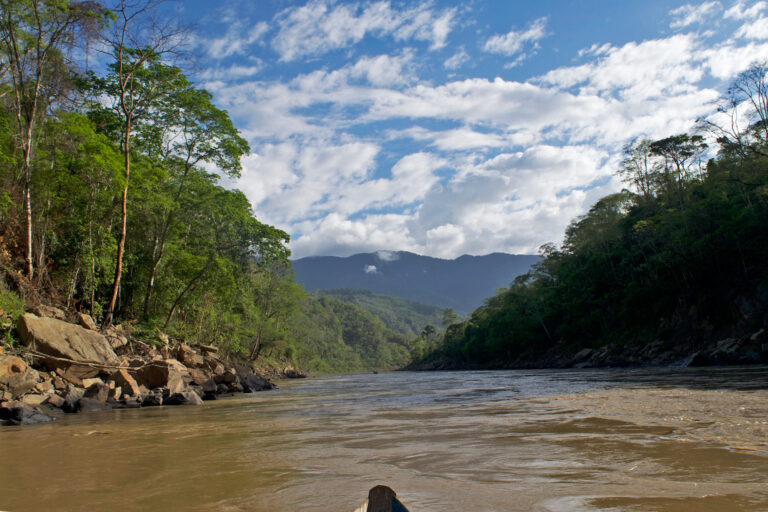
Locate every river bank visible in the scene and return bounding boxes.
[413,326,768,371]
[0,305,304,426]
[1,368,766,512]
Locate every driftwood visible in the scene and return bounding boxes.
[353,485,409,512]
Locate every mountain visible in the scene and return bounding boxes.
[292,251,539,313]
[316,289,447,338]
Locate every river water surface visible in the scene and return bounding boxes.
[1,367,767,511]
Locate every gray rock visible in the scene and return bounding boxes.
[0,400,58,425]
[141,389,164,407]
[241,374,274,392]
[164,391,203,406]
[83,382,110,402]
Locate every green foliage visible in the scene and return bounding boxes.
[419,65,768,368]
[316,289,447,338]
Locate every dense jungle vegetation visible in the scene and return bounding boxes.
[0,0,412,372]
[418,63,768,368]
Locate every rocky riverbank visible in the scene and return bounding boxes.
[0,305,304,426]
[414,327,768,371]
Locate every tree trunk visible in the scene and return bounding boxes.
[104,121,131,327]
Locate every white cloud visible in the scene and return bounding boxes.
[735,16,768,39]
[364,264,379,273]
[376,250,399,261]
[206,21,268,59]
[444,48,469,70]
[272,0,455,61]
[197,3,768,259]
[669,2,721,29]
[483,17,548,57]
[724,1,767,19]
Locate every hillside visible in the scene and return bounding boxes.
[288,294,411,373]
[316,289,447,338]
[292,251,539,313]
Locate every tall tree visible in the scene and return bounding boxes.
[97,0,185,327]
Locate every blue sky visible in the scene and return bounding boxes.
[173,0,768,258]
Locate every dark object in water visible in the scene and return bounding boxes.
[356,485,408,512]
[372,371,379,374]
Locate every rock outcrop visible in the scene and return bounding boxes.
[16,313,118,376]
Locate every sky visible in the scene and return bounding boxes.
[175,0,768,259]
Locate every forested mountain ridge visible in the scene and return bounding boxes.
[315,289,448,338]
[293,251,539,313]
[414,63,768,371]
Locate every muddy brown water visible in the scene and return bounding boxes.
[1,367,767,511]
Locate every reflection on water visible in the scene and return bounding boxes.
[1,367,767,512]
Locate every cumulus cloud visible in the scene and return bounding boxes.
[724,0,767,19]
[272,0,455,61]
[483,17,548,58]
[364,264,379,273]
[196,2,768,259]
[669,1,721,29]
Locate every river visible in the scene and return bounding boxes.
[1,367,767,511]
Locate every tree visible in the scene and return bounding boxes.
[649,134,707,208]
[138,84,249,319]
[0,0,106,279]
[96,0,186,327]
[442,308,459,327]
[618,138,659,197]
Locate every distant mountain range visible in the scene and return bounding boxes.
[292,251,540,313]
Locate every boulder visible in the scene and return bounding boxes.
[83,382,110,402]
[241,373,274,392]
[17,314,118,374]
[45,394,66,409]
[0,400,58,425]
[164,391,203,406]
[133,359,188,393]
[111,369,141,397]
[201,378,217,395]
[214,368,238,385]
[141,389,165,407]
[81,377,104,389]
[34,378,54,394]
[565,348,594,368]
[187,368,211,386]
[173,344,205,368]
[76,312,98,331]
[62,384,85,413]
[20,393,49,406]
[31,305,66,320]
[195,343,218,355]
[284,367,307,379]
[0,354,40,398]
